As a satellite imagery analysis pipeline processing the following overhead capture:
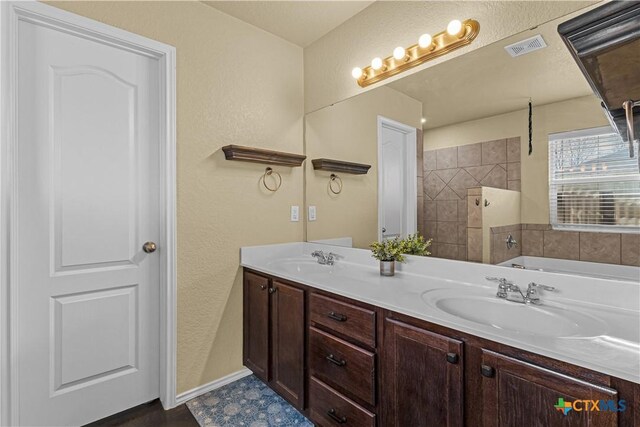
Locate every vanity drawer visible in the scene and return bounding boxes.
[309,326,376,406]
[309,377,375,427]
[309,293,376,348]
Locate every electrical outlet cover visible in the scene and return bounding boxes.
[290,205,299,222]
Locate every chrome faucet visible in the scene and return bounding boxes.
[505,234,518,250]
[311,250,340,266]
[486,276,517,298]
[486,277,556,305]
[524,282,556,304]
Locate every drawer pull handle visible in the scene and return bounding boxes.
[260,284,267,290]
[481,364,495,378]
[326,354,346,367]
[328,312,347,322]
[327,408,347,424]
[446,352,459,364]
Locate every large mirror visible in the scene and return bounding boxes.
[304,8,640,277]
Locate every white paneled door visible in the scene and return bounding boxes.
[378,117,418,241]
[14,6,163,426]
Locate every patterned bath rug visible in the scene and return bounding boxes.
[186,374,313,427]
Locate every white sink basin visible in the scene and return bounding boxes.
[421,288,608,338]
[265,257,344,275]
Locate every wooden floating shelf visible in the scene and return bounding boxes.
[222,145,306,167]
[311,158,371,175]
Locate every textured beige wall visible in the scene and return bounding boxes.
[44,0,606,397]
[482,188,521,263]
[305,86,422,248]
[424,96,609,224]
[304,1,597,113]
[48,1,304,394]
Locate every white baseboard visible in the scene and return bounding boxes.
[175,367,252,405]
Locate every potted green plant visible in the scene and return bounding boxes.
[401,233,432,257]
[370,237,406,276]
[370,234,432,276]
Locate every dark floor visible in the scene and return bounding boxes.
[85,399,199,427]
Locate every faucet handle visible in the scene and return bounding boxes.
[527,282,555,292]
[311,250,324,257]
[485,276,513,286]
[327,252,342,259]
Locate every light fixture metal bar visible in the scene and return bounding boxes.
[356,19,480,87]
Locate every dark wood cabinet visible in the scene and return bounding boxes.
[243,272,305,409]
[382,318,464,427]
[243,271,270,381]
[309,326,376,406]
[309,377,376,427]
[307,291,381,426]
[243,268,639,426]
[480,350,619,427]
[271,280,305,409]
[309,293,376,348]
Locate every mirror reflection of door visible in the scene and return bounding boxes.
[378,116,418,241]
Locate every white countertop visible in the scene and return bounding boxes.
[241,242,640,384]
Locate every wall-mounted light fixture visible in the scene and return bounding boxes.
[351,19,480,87]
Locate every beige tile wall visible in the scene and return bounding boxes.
[490,224,523,264]
[515,224,640,266]
[424,137,520,260]
[487,224,640,267]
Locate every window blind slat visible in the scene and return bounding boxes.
[549,127,640,231]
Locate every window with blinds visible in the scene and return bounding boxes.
[549,126,640,232]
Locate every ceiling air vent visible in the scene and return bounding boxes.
[504,35,547,57]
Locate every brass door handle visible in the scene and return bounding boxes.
[142,241,157,253]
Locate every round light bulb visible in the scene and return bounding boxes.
[447,19,463,36]
[393,46,406,60]
[371,57,383,70]
[351,67,363,79]
[421,118,427,124]
[418,33,433,48]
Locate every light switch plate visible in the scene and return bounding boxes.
[308,206,317,221]
[290,205,299,222]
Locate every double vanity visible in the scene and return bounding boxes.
[241,242,640,426]
[232,2,640,425]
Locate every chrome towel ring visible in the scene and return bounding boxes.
[329,173,343,194]
[262,167,282,192]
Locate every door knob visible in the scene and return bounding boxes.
[142,241,157,253]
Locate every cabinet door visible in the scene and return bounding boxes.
[243,272,270,382]
[382,319,464,427]
[271,280,305,409]
[481,350,618,427]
